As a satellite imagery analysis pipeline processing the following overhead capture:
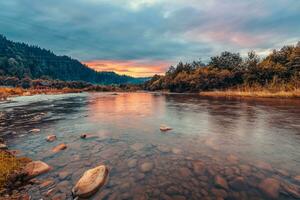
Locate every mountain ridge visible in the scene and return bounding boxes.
[0,35,148,84]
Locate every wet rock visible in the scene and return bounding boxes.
[0,143,7,150]
[46,135,56,142]
[229,177,247,191]
[160,125,172,132]
[281,181,300,198]
[58,171,71,180]
[127,159,137,168]
[52,143,67,153]
[39,179,55,189]
[192,161,205,175]
[258,178,280,199]
[276,169,289,176]
[29,128,40,133]
[57,180,70,193]
[255,161,273,171]
[214,175,229,190]
[24,161,51,178]
[72,165,108,198]
[139,162,154,173]
[294,175,300,182]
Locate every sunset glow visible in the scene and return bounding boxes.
[84,60,171,77]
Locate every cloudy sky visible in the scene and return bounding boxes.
[1,0,300,77]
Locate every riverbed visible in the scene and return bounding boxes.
[1,92,300,199]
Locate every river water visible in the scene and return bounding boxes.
[1,92,300,200]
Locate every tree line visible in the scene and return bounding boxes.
[0,35,146,85]
[144,42,300,92]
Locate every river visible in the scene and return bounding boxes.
[1,92,300,199]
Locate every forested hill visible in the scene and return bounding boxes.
[0,35,147,84]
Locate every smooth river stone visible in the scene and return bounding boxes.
[52,143,67,153]
[24,161,51,178]
[46,134,56,142]
[72,165,108,198]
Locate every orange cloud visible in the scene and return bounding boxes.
[83,59,171,77]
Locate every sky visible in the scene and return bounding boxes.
[0,0,300,77]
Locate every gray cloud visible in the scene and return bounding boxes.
[0,0,299,65]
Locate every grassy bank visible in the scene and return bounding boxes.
[0,150,31,192]
[200,85,300,98]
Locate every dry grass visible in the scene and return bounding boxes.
[200,85,300,98]
[0,150,31,190]
[0,87,83,101]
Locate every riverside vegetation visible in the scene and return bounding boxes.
[144,42,300,98]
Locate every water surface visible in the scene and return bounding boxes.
[1,92,300,200]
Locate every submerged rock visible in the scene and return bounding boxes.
[24,161,51,178]
[139,162,154,173]
[171,148,182,155]
[72,165,108,198]
[214,175,229,190]
[258,178,280,199]
[281,181,300,198]
[46,135,56,142]
[130,143,145,151]
[294,175,300,182]
[256,161,273,171]
[52,143,67,153]
[127,159,138,168]
[192,161,205,175]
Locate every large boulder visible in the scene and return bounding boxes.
[72,165,108,198]
[24,161,51,178]
[52,143,67,153]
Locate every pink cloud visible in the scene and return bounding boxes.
[83,59,172,77]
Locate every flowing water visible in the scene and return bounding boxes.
[1,92,300,200]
